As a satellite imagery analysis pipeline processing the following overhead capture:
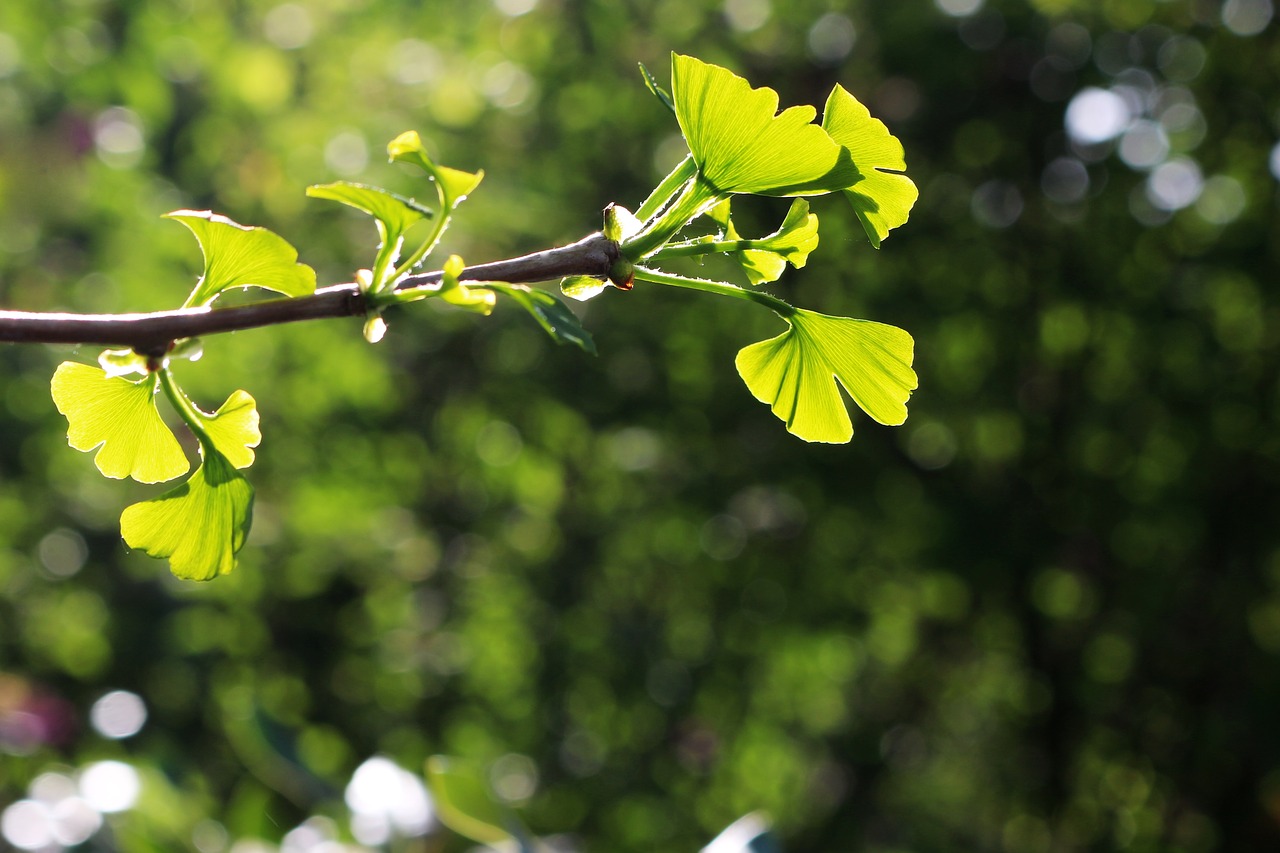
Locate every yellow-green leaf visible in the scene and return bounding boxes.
[193,389,261,470]
[425,756,514,846]
[821,85,919,247]
[735,309,917,443]
[670,53,858,197]
[707,198,819,285]
[386,131,484,210]
[120,446,254,582]
[166,210,317,307]
[51,362,189,484]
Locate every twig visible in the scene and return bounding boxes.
[0,232,618,352]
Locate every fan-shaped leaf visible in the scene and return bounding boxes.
[166,210,317,307]
[670,53,858,197]
[120,445,254,581]
[386,131,484,209]
[736,308,917,443]
[821,85,919,247]
[51,362,189,484]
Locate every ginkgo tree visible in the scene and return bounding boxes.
[16,52,918,582]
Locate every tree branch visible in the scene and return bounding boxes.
[0,232,618,352]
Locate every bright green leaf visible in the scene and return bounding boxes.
[165,210,317,307]
[97,348,150,378]
[670,53,858,197]
[821,85,919,247]
[560,275,610,302]
[193,389,261,470]
[51,362,189,484]
[120,445,254,582]
[306,181,432,236]
[425,756,514,846]
[639,61,675,115]
[735,308,917,443]
[386,131,484,209]
[706,198,819,285]
[487,282,596,355]
[438,254,496,314]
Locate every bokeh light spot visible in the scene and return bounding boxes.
[1117,119,1169,169]
[1145,157,1203,210]
[1,800,54,850]
[263,4,314,50]
[324,130,368,176]
[1195,175,1247,225]
[808,13,857,63]
[89,690,147,739]
[494,0,538,16]
[1221,0,1273,35]
[971,180,1024,228]
[1041,157,1090,204]
[1065,87,1131,144]
[37,528,88,578]
[935,0,984,16]
[79,761,140,813]
[724,0,771,32]
[94,107,145,169]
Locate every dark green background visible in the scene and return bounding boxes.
[2,0,1278,850]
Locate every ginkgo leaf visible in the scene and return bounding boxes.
[438,254,496,314]
[386,131,484,210]
[486,282,596,355]
[120,444,254,582]
[193,389,261,470]
[166,210,317,307]
[306,181,432,237]
[51,362,189,484]
[670,53,859,197]
[735,308,917,443]
[638,61,676,115]
[821,85,919,248]
[705,198,819,285]
[306,182,431,275]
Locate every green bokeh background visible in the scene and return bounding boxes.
[2,0,1279,850]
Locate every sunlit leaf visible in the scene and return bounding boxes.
[306,181,432,237]
[706,198,819,285]
[560,276,610,302]
[425,756,513,846]
[192,389,261,470]
[821,85,919,247]
[51,362,189,484]
[166,210,317,307]
[438,254,496,314]
[670,53,858,196]
[487,282,596,355]
[120,445,254,581]
[386,131,484,209]
[603,203,643,243]
[735,308,917,443]
[639,61,676,115]
[97,347,150,378]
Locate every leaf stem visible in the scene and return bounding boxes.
[634,154,697,223]
[622,175,722,260]
[631,266,796,317]
[156,366,212,447]
[648,238,770,260]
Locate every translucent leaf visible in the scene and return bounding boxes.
[51,362,189,484]
[638,61,676,115]
[97,348,150,378]
[735,308,917,443]
[192,389,261,470]
[386,131,484,209]
[165,210,317,307]
[306,181,432,237]
[603,203,643,243]
[363,314,388,343]
[560,275,611,302]
[821,85,919,247]
[120,446,254,582]
[425,756,513,846]
[438,255,496,315]
[670,53,858,197]
[707,198,819,285]
[487,282,596,355]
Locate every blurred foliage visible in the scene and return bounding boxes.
[2,0,1280,851]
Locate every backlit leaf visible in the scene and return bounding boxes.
[51,362,189,484]
[120,445,254,582]
[707,198,819,285]
[307,182,431,276]
[386,131,484,210]
[487,282,596,355]
[821,85,919,247]
[166,210,317,307]
[670,53,858,196]
[736,308,917,443]
[193,389,261,470]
